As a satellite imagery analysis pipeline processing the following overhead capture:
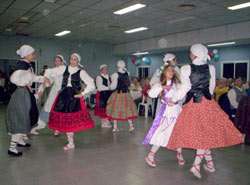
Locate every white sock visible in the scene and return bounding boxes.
[9,134,22,153]
[128,119,133,128]
[32,118,46,131]
[177,147,184,160]
[193,149,205,171]
[66,132,74,146]
[204,149,214,167]
[113,121,118,129]
[148,145,160,161]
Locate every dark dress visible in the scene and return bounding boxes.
[48,67,95,132]
[6,61,39,134]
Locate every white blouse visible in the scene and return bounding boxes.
[96,74,110,91]
[44,65,95,96]
[10,60,44,86]
[171,64,216,103]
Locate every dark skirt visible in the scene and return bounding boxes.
[48,87,95,132]
[94,90,112,118]
[6,87,38,134]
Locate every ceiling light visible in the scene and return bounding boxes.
[207,42,236,47]
[168,16,194,24]
[125,27,148,33]
[55,30,71,36]
[228,2,250,10]
[114,3,146,15]
[79,24,86,27]
[133,51,149,55]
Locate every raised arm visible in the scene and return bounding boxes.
[148,83,163,98]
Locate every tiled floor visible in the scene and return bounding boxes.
[0,105,249,185]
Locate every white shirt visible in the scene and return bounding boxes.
[10,60,44,86]
[44,65,95,96]
[172,64,216,102]
[227,87,243,109]
[96,74,110,91]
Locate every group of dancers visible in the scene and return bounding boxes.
[5,43,242,179]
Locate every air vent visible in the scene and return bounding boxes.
[178,4,196,10]
[16,21,30,27]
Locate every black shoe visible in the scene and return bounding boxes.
[8,150,23,157]
[17,143,31,147]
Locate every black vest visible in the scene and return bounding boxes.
[61,67,81,92]
[100,75,111,87]
[117,72,130,93]
[184,64,212,104]
[17,60,32,70]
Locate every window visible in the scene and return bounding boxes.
[221,60,249,81]
[137,66,149,80]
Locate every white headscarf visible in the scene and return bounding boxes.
[163,53,176,65]
[100,64,107,70]
[71,53,83,67]
[16,45,35,58]
[117,60,127,73]
[190,44,211,65]
[56,55,66,65]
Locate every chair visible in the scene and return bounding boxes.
[138,95,154,118]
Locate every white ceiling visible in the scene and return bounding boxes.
[1,0,250,44]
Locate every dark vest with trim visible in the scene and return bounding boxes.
[100,75,111,87]
[17,60,32,70]
[184,64,211,104]
[61,67,81,92]
[117,72,130,93]
[232,87,247,104]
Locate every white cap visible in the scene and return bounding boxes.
[163,53,176,63]
[56,55,66,65]
[71,53,83,67]
[16,45,35,58]
[117,60,127,72]
[100,64,107,70]
[190,43,211,65]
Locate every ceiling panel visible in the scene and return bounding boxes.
[1,0,250,44]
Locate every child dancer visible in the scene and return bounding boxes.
[94,64,112,128]
[46,53,95,150]
[142,63,184,167]
[150,53,178,118]
[106,60,138,132]
[30,55,66,137]
[167,44,243,179]
[6,45,45,156]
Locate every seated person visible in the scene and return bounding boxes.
[130,77,142,91]
[228,77,247,110]
[134,77,151,106]
[214,78,229,102]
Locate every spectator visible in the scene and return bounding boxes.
[228,77,247,110]
[214,78,229,102]
[226,78,234,89]
[247,81,250,96]
[130,77,142,91]
[40,65,48,76]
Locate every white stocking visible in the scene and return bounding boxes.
[148,145,160,161]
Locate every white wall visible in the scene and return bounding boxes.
[0,35,120,77]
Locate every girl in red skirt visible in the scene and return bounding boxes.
[166,44,243,179]
[45,53,95,150]
[94,64,112,128]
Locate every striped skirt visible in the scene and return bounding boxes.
[106,91,138,120]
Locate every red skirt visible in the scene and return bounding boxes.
[94,92,108,118]
[167,97,242,151]
[49,94,95,133]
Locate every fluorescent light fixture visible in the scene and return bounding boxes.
[114,3,146,15]
[133,51,149,55]
[207,42,236,47]
[55,30,71,36]
[125,27,148,33]
[228,2,250,10]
